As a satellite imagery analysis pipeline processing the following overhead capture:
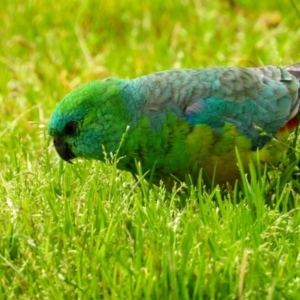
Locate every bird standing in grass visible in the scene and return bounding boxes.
[48,64,300,186]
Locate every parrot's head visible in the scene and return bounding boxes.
[48,78,128,162]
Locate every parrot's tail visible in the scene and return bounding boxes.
[285,63,300,113]
[285,62,300,80]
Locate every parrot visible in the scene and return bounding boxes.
[48,63,300,186]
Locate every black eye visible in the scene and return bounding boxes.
[64,121,78,135]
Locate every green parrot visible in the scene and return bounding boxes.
[48,64,300,185]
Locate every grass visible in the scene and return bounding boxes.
[1,0,300,298]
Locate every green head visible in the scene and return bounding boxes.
[48,78,129,162]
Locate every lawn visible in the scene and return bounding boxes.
[1,0,300,298]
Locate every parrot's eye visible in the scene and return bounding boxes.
[64,121,78,136]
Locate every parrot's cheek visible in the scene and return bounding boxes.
[53,137,76,162]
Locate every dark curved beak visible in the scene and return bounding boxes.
[53,137,76,163]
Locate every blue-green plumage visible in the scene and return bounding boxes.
[48,64,300,185]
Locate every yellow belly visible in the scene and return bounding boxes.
[184,123,291,185]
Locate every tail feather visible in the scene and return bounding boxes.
[285,62,300,79]
[285,63,300,114]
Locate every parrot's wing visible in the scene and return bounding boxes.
[182,66,300,148]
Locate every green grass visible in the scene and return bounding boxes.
[1,0,300,298]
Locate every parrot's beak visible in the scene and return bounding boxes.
[53,137,76,163]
